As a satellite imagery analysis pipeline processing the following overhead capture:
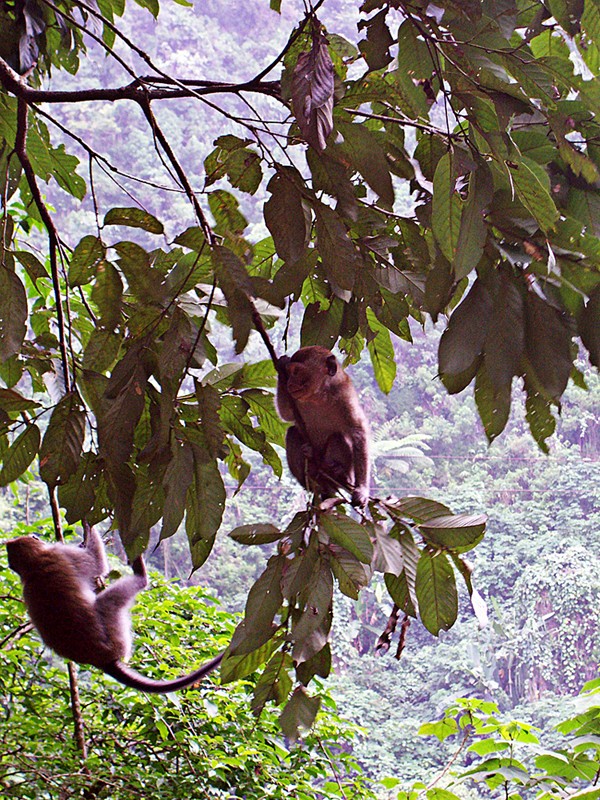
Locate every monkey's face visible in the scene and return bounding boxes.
[286,362,318,401]
[6,536,43,576]
[286,347,339,402]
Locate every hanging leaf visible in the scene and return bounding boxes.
[0,267,27,362]
[524,385,556,454]
[319,512,373,564]
[159,440,194,541]
[484,274,525,392]
[366,308,397,393]
[579,286,600,368]
[432,153,462,264]
[415,549,458,636]
[186,445,226,569]
[0,424,40,486]
[279,687,321,741]
[68,236,105,287]
[57,451,101,525]
[39,392,86,489]
[474,362,511,442]
[251,652,294,716]
[230,554,285,656]
[264,169,311,264]
[314,202,359,291]
[336,121,394,207]
[291,32,335,151]
[524,293,572,401]
[508,159,558,233]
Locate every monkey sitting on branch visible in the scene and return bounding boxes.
[276,345,370,507]
[6,528,222,693]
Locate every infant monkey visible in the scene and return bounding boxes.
[6,529,222,693]
[276,345,370,507]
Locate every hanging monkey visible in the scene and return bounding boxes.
[276,346,371,507]
[6,529,222,693]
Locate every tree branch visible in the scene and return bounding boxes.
[14,97,71,394]
[0,56,280,104]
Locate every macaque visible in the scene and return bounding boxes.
[276,346,370,507]
[6,529,222,693]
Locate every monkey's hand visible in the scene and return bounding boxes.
[277,355,291,375]
[300,441,313,460]
[351,487,369,508]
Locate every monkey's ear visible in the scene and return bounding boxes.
[326,355,338,376]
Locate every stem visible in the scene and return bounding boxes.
[14,98,71,393]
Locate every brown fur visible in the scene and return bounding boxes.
[7,531,222,692]
[276,346,370,506]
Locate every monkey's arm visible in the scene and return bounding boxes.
[275,357,296,422]
[84,528,110,576]
[350,426,370,507]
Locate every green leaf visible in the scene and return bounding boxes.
[82,329,122,373]
[385,571,417,617]
[57,451,100,525]
[104,207,164,234]
[0,388,40,413]
[252,652,294,715]
[186,446,225,569]
[524,385,556,454]
[68,236,105,287]
[205,136,262,195]
[39,392,86,490]
[419,514,487,552]
[91,262,123,331]
[319,512,373,564]
[279,687,321,741]
[229,523,283,545]
[385,496,451,523]
[212,246,254,353]
[264,169,310,264]
[432,153,463,263]
[366,308,397,393]
[314,202,359,291]
[0,267,27,362]
[524,293,572,401]
[330,545,370,599]
[230,554,284,656]
[474,361,511,442]
[0,424,40,486]
[508,159,559,233]
[300,300,343,349]
[484,274,524,391]
[159,440,194,541]
[439,278,492,387]
[453,165,491,280]
[415,550,458,636]
[336,121,394,207]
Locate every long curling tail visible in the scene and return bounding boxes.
[103,653,223,693]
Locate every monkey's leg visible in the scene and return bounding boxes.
[95,567,149,659]
[84,528,110,577]
[349,427,370,507]
[321,433,354,496]
[286,426,319,490]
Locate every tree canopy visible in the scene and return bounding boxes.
[0,0,599,733]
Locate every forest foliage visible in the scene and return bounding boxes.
[0,0,599,739]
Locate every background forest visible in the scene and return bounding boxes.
[0,0,599,797]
